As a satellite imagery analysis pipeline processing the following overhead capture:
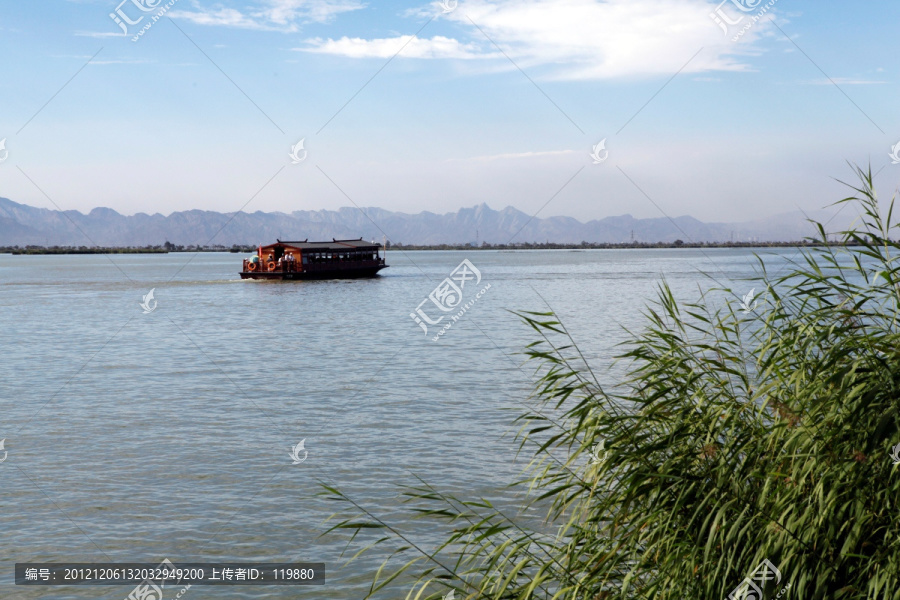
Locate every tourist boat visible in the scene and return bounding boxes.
[240,238,388,280]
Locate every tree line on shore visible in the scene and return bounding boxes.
[0,239,861,254]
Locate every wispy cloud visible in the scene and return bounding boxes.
[454,149,577,161]
[299,0,775,80]
[91,59,157,65]
[75,31,128,38]
[297,35,496,59]
[801,77,888,85]
[52,53,163,66]
[169,0,366,31]
[169,7,270,29]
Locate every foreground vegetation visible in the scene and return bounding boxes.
[324,165,900,599]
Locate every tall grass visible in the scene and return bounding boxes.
[324,165,900,599]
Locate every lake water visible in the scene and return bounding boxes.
[0,248,796,599]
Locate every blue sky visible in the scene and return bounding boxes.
[0,0,898,223]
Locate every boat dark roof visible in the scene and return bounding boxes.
[269,238,381,251]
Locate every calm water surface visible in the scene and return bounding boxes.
[0,248,795,599]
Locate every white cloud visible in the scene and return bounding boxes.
[303,0,775,79]
[169,7,267,29]
[266,0,364,23]
[169,0,365,31]
[298,35,496,59]
[450,0,763,79]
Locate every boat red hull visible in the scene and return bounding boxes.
[240,265,388,280]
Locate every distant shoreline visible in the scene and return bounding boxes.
[0,240,861,255]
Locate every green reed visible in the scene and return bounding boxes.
[323,164,900,599]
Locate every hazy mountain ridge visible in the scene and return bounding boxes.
[0,197,851,246]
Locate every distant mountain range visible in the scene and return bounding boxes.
[0,197,854,246]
